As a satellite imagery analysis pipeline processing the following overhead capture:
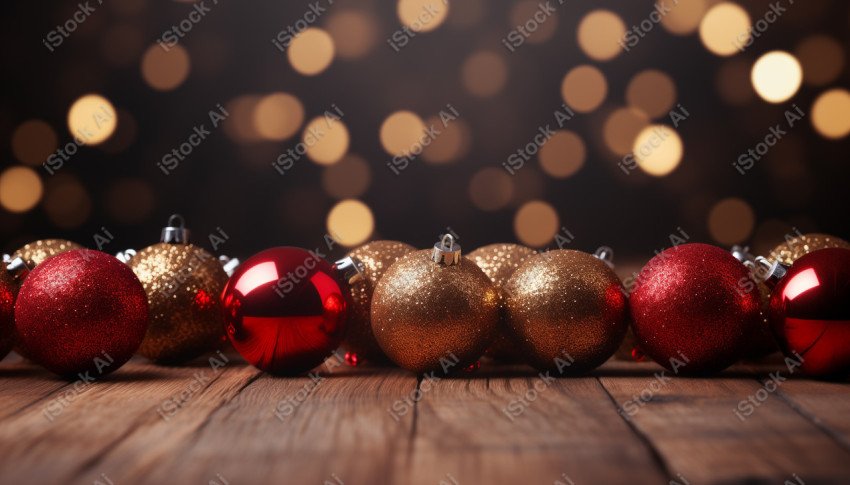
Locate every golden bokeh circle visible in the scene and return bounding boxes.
[603,108,649,156]
[751,51,802,104]
[626,70,677,118]
[67,94,117,145]
[322,155,372,199]
[380,111,426,157]
[508,0,559,44]
[0,166,43,213]
[304,116,350,165]
[141,44,191,91]
[253,92,305,141]
[469,168,514,211]
[12,120,58,166]
[795,35,844,87]
[577,10,626,61]
[811,89,850,139]
[397,0,449,33]
[326,199,375,247]
[699,2,751,57]
[660,0,707,35]
[708,197,755,245]
[561,65,607,113]
[326,10,379,60]
[43,174,92,229]
[538,131,585,178]
[422,118,470,164]
[461,50,508,98]
[514,201,559,247]
[632,125,683,177]
[288,28,335,76]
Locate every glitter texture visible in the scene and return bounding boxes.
[13,239,82,268]
[15,249,149,377]
[371,249,499,374]
[505,250,628,374]
[468,243,537,361]
[129,243,228,363]
[630,243,761,374]
[344,240,416,362]
[0,269,17,359]
[769,233,850,266]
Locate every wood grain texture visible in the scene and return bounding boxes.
[2,357,850,484]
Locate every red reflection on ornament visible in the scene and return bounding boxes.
[769,248,850,377]
[344,351,359,366]
[194,289,213,309]
[221,247,348,376]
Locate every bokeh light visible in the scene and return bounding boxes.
[43,174,92,229]
[632,125,683,177]
[422,117,470,164]
[223,95,263,143]
[12,120,58,166]
[288,28,335,76]
[0,167,43,213]
[325,10,379,60]
[795,35,844,86]
[660,0,707,35]
[603,108,649,156]
[67,94,117,145]
[626,70,677,118]
[397,0,449,33]
[708,197,755,245]
[699,2,751,56]
[577,10,626,61]
[561,65,607,113]
[811,89,850,139]
[105,178,155,224]
[326,199,374,247]
[716,59,755,106]
[751,51,802,104]
[469,168,514,211]
[322,155,372,199]
[380,111,426,156]
[461,50,508,98]
[304,116,350,165]
[141,44,191,91]
[538,131,585,178]
[253,92,305,141]
[508,1,559,44]
[514,200,559,247]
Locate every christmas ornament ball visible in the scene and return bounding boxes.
[221,247,350,376]
[468,243,537,361]
[630,243,761,374]
[129,243,229,363]
[0,269,18,359]
[371,239,500,374]
[769,233,850,267]
[12,239,82,268]
[504,250,628,374]
[343,240,416,363]
[769,248,850,377]
[14,249,149,377]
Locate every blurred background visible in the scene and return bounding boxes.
[1,0,848,267]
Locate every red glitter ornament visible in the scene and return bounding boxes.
[768,248,850,377]
[15,250,149,377]
[0,265,18,359]
[630,243,761,374]
[221,247,358,376]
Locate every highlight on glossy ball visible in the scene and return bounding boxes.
[504,250,628,373]
[220,247,348,376]
[14,249,149,377]
[630,243,761,374]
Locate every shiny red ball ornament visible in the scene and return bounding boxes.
[221,247,352,376]
[769,248,850,377]
[630,243,761,374]
[15,250,149,377]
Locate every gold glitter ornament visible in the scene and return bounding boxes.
[344,240,416,363]
[371,235,500,374]
[128,215,228,363]
[769,233,850,266]
[468,243,537,362]
[505,249,628,374]
[12,239,82,268]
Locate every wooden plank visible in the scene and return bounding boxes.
[403,364,668,485]
[93,364,418,485]
[599,361,850,484]
[0,359,70,420]
[0,358,259,484]
[770,378,850,453]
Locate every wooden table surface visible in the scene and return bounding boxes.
[1,354,849,485]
